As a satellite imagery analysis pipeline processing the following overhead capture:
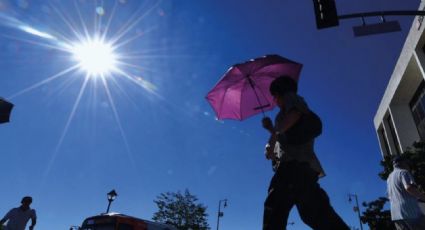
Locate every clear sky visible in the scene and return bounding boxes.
[0,0,421,229]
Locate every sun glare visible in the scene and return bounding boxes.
[1,0,168,186]
[71,39,117,76]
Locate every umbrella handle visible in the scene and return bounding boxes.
[253,104,269,118]
[247,77,267,118]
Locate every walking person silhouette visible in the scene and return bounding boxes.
[262,76,349,230]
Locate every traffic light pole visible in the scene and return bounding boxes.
[313,0,425,30]
[339,10,425,20]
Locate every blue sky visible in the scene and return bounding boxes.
[0,0,421,229]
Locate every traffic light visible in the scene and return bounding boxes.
[313,0,339,29]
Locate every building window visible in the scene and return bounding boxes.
[410,81,425,140]
[386,114,400,154]
[379,127,391,156]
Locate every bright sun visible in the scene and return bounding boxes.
[71,39,118,76]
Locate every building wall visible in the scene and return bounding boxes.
[374,2,425,157]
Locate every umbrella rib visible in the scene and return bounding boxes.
[218,85,233,120]
[215,76,247,120]
[246,77,266,118]
[257,82,272,109]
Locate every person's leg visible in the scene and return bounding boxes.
[263,187,294,230]
[263,168,295,230]
[293,164,349,230]
[295,184,348,229]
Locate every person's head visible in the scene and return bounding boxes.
[269,76,298,109]
[392,155,410,170]
[21,196,32,209]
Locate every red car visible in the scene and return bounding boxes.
[78,213,177,230]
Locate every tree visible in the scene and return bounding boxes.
[152,189,210,230]
[360,141,425,229]
[360,197,395,230]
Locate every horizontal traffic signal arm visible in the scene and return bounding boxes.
[339,10,425,20]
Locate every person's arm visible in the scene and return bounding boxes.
[262,109,302,156]
[262,117,276,160]
[262,110,302,135]
[405,185,425,201]
[400,171,425,201]
[29,211,36,230]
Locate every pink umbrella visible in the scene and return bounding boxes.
[206,54,302,120]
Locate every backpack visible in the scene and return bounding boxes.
[279,111,322,145]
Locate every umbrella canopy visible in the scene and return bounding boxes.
[206,54,302,120]
[0,98,14,124]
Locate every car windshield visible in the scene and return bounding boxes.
[81,224,115,230]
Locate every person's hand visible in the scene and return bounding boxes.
[262,117,273,132]
[264,143,275,160]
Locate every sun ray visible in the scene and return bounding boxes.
[45,71,81,99]
[8,64,80,99]
[94,0,100,36]
[73,0,91,40]
[109,0,161,45]
[100,75,137,170]
[0,34,69,52]
[91,76,99,119]
[112,25,158,50]
[115,43,192,57]
[51,4,85,43]
[107,72,142,111]
[41,74,90,186]
[107,1,149,43]
[118,54,194,60]
[97,1,105,36]
[101,0,119,41]
[84,75,99,123]
[114,68,160,97]
[114,61,158,74]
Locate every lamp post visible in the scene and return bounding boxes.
[216,199,227,230]
[106,189,118,214]
[348,193,363,230]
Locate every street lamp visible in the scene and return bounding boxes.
[106,189,118,213]
[216,199,227,230]
[348,193,363,230]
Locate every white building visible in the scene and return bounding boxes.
[374,2,425,157]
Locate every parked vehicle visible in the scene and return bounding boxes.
[76,213,177,230]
